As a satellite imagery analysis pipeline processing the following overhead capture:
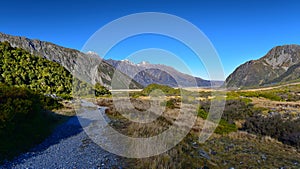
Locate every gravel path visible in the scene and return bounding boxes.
[1,101,125,169]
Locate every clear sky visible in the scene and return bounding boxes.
[1,0,300,80]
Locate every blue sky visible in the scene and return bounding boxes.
[1,0,300,80]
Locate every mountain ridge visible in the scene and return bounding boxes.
[225,44,300,88]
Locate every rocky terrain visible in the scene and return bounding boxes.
[105,59,223,87]
[0,32,142,89]
[226,45,300,88]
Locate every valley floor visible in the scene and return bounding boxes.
[2,95,300,169]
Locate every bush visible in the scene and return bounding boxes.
[141,84,181,96]
[197,107,208,119]
[214,119,238,134]
[0,84,63,162]
[199,99,258,124]
[94,82,111,96]
[243,114,300,148]
[197,106,237,134]
[39,95,63,110]
[166,99,176,109]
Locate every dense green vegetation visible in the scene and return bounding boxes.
[0,41,111,99]
[159,98,179,109]
[244,114,300,148]
[0,84,64,162]
[0,41,73,162]
[197,104,238,135]
[94,82,111,96]
[199,98,257,122]
[137,84,181,96]
[0,41,73,99]
[224,89,300,149]
[131,84,196,99]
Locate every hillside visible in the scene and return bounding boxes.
[0,32,142,89]
[0,41,72,97]
[105,59,223,87]
[226,45,300,88]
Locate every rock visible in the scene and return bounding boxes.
[261,154,267,161]
[209,149,217,155]
[198,149,210,160]
[192,142,199,149]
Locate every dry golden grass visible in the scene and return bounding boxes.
[240,82,300,92]
[250,97,300,119]
[95,97,300,168]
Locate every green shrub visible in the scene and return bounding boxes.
[197,106,237,134]
[243,114,300,148]
[39,95,63,110]
[141,84,181,96]
[0,84,64,162]
[165,99,176,109]
[197,107,208,119]
[214,119,238,134]
[94,82,111,96]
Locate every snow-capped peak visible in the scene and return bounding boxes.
[121,59,134,64]
[86,51,98,55]
[86,51,101,59]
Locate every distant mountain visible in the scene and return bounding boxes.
[0,32,142,89]
[226,45,300,88]
[105,59,223,87]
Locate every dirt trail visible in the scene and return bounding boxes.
[1,101,124,169]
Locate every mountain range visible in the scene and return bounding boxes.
[1,32,299,89]
[105,59,223,87]
[226,45,300,88]
[0,32,222,88]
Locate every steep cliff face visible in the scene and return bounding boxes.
[226,45,300,88]
[0,32,142,89]
[105,59,223,87]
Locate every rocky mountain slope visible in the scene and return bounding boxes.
[105,59,223,87]
[226,45,300,88]
[0,32,142,89]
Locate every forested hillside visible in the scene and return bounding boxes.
[0,41,72,98]
[0,41,75,162]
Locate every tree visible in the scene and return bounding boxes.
[94,82,111,96]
